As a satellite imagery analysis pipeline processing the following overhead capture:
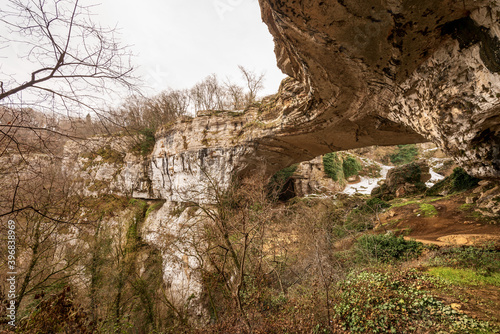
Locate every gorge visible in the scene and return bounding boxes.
[2,0,500,332]
[90,0,500,200]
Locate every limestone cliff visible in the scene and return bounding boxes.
[146,0,500,188]
[62,137,152,198]
[149,79,424,203]
[257,0,500,179]
[52,0,500,316]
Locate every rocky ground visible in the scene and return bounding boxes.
[379,191,500,247]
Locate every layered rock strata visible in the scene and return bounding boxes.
[258,0,500,179]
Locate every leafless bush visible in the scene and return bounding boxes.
[109,89,190,132]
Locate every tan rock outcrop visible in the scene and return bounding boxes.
[63,2,500,203]
[150,0,500,198]
[258,0,500,179]
[371,161,430,199]
[150,79,424,202]
[293,156,344,197]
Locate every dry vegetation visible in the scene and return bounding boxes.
[0,1,498,333]
[0,151,499,333]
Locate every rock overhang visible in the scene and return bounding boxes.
[257,0,500,179]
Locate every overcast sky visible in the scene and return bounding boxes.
[96,0,286,96]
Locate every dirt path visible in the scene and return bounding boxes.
[379,192,500,247]
[377,191,500,327]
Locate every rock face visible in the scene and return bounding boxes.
[372,161,431,200]
[293,156,344,197]
[62,137,153,198]
[149,113,260,203]
[258,0,500,179]
[149,81,424,203]
[148,0,500,190]
[474,181,500,217]
[142,202,207,320]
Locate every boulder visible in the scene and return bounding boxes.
[259,0,500,179]
[372,162,430,200]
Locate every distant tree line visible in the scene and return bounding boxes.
[108,66,266,134]
[0,0,266,161]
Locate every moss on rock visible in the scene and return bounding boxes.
[372,162,431,200]
[426,167,480,196]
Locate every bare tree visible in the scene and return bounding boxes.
[0,0,135,108]
[174,169,278,332]
[224,80,245,110]
[190,74,227,112]
[0,0,137,156]
[0,164,85,310]
[146,89,190,129]
[158,88,191,116]
[109,88,189,134]
[238,65,265,104]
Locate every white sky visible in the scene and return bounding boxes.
[96,0,286,97]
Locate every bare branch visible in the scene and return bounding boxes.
[0,0,138,114]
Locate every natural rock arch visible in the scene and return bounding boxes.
[256,0,500,179]
[148,0,500,202]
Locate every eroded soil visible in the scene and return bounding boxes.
[379,191,500,327]
[379,191,500,247]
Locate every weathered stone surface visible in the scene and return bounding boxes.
[149,112,260,202]
[148,0,500,195]
[293,156,344,197]
[474,181,500,217]
[142,202,207,320]
[258,0,500,179]
[150,79,424,203]
[62,137,153,198]
[372,161,430,199]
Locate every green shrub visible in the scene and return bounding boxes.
[390,144,419,165]
[133,128,156,156]
[334,198,390,238]
[334,270,495,333]
[426,167,480,196]
[427,245,500,276]
[323,152,344,181]
[365,198,391,211]
[343,155,363,178]
[356,233,423,263]
[337,212,374,238]
[450,167,481,191]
